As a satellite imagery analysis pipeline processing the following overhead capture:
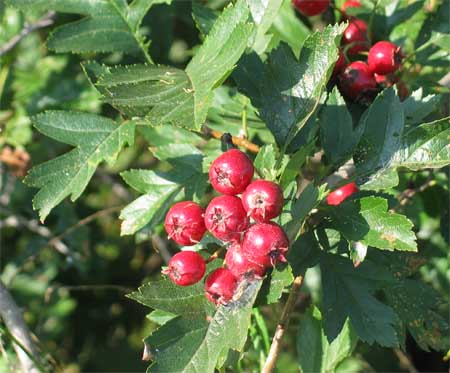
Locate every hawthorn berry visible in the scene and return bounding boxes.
[374,73,398,88]
[209,149,254,195]
[338,61,377,101]
[204,268,238,305]
[332,50,346,78]
[225,242,266,279]
[164,201,206,246]
[241,222,289,268]
[342,19,369,56]
[242,180,283,222]
[326,182,359,206]
[204,195,249,242]
[162,251,206,286]
[341,0,361,13]
[368,41,403,75]
[292,0,330,16]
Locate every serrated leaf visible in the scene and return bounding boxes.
[402,88,442,126]
[265,264,294,304]
[385,279,449,352]
[128,277,214,318]
[288,232,322,277]
[234,24,345,149]
[329,196,417,252]
[392,117,450,171]
[320,87,363,166]
[9,0,155,60]
[297,306,358,373]
[144,280,262,372]
[320,254,398,347]
[360,167,399,191]
[354,88,404,177]
[254,144,277,180]
[24,111,135,221]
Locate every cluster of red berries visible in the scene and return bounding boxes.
[162,149,288,306]
[292,0,407,103]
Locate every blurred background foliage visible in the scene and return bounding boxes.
[0,0,448,372]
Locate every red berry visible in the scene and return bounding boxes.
[374,73,398,87]
[209,149,254,195]
[225,242,266,279]
[242,180,283,222]
[164,201,206,246]
[368,41,403,75]
[332,50,346,78]
[338,61,377,101]
[342,19,369,56]
[162,251,206,286]
[326,182,359,206]
[204,195,250,242]
[241,223,289,268]
[342,0,361,13]
[205,268,238,305]
[292,0,330,16]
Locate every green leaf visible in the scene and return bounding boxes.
[402,88,442,126]
[192,2,219,37]
[288,232,322,277]
[354,88,404,177]
[320,88,363,166]
[147,309,176,326]
[254,144,277,181]
[392,117,450,171]
[297,306,358,373]
[9,0,154,61]
[24,111,135,222]
[360,168,399,191]
[265,264,294,304]
[128,277,214,318]
[144,280,262,372]
[385,279,449,352]
[320,254,398,347]
[329,196,417,252]
[234,24,345,148]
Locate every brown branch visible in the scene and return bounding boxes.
[394,348,418,373]
[0,12,56,57]
[203,126,260,153]
[262,275,304,373]
[0,280,40,372]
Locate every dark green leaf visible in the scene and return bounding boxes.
[265,264,294,304]
[329,196,417,252]
[320,254,398,346]
[288,232,322,277]
[297,306,358,373]
[24,111,135,221]
[254,144,277,181]
[402,89,442,126]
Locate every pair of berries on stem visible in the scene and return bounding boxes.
[163,149,288,306]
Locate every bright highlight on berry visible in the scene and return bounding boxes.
[326,182,359,206]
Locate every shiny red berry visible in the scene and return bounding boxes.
[225,242,266,279]
[204,195,250,242]
[241,223,289,268]
[205,268,238,305]
[292,0,330,16]
[326,182,359,206]
[338,61,377,101]
[342,19,369,56]
[164,201,206,246]
[209,149,254,195]
[332,50,346,78]
[162,251,206,286]
[242,180,283,222]
[368,41,403,75]
[341,0,361,13]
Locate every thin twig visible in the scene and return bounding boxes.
[262,275,304,373]
[395,174,436,208]
[0,12,56,57]
[0,280,41,373]
[203,126,260,153]
[151,234,171,265]
[394,348,418,373]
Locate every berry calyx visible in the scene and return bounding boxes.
[204,195,250,242]
[242,180,284,222]
[368,41,403,75]
[326,182,359,206]
[241,222,289,268]
[162,251,206,286]
[209,149,254,195]
[225,242,266,279]
[338,61,377,102]
[342,19,369,56]
[204,268,238,305]
[164,201,206,246]
[292,0,330,16]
